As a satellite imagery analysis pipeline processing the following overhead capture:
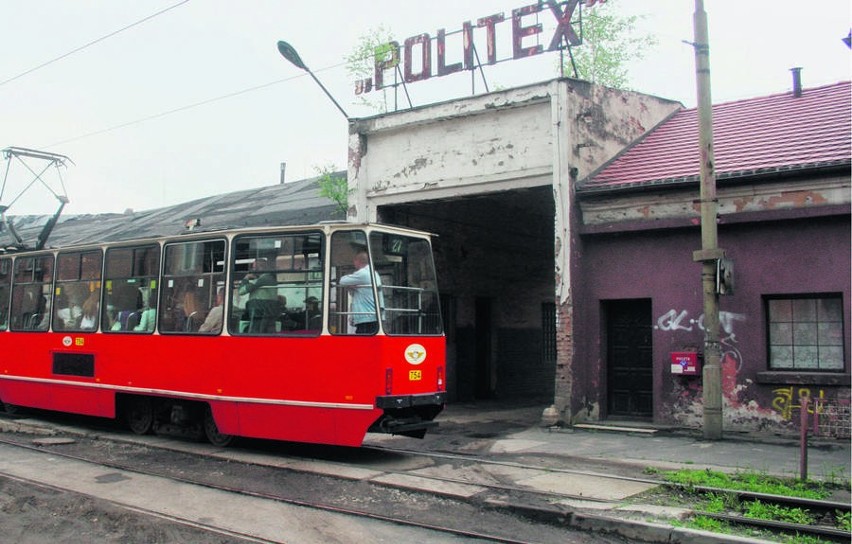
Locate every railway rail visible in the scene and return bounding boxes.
[0,426,625,544]
[367,443,852,542]
[679,484,851,543]
[2,410,849,544]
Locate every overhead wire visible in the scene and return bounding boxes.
[43,60,350,148]
[3,1,399,151]
[0,0,190,88]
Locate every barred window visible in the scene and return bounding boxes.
[766,295,845,371]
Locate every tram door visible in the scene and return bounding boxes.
[605,299,653,419]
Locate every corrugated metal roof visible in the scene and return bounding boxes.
[6,174,342,249]
[580,81,852,192]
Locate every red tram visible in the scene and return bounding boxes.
[0,223,445,447]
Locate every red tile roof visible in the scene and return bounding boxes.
[581,81,851,192]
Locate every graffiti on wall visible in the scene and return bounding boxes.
[657,308,848,437]
[655,309,746,335]
[771,386,825,421]
[655,309,746,370]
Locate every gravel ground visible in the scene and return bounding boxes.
[0,474,252,543]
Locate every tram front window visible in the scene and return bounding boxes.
[329,230,441,336]
[370,232,442,336]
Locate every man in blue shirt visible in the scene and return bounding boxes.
[338,250,381,334]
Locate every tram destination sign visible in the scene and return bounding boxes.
[355,0,597,95]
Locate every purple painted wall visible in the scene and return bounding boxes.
[572,214,851,436]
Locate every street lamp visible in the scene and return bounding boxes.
[277,40,349,120]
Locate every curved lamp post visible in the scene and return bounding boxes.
[277,40,349,120]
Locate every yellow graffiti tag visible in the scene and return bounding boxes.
[771,387,825,420]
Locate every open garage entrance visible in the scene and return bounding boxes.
[378,186,555,403]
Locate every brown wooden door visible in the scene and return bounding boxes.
[606,299,653,418]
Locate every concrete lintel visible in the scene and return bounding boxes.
[366,168,552,202]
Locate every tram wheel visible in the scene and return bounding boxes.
[125,397,154,435]
[203,407,233,447]
[2,402,21,415]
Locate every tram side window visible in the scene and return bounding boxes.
[229,232,323,335]
[160,239,225,334]
[53,250,103,331]
[103,245,160,333]
[0,258,11,331]
[10,255,54,331]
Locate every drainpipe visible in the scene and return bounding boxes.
[691,0,724,440]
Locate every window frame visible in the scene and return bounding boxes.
[159,238,227,335]
[765,293,846,372]
[0,258,11,331]
[229,230,325,336]
[102,244,161,334]
[53,249,103,332]
[9,254,54,332]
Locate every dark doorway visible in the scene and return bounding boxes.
[605,299,653,418]
[377,186,555,403]
[475,297,493,399]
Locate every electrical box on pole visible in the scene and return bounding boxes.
[717,258,734,296]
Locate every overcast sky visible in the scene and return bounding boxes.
[1,0,849,216]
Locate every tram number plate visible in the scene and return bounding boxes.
[409,370,422,381]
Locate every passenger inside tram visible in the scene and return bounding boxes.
[133,291,157,332]
[183,290,205,332]
[107,282,143,331]
[55,283,86,329]
[198,287,224,333]
[80,290,100,330]
[238,258,279,333]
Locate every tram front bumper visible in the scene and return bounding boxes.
[375,392,447,410]
[371,393,446,438]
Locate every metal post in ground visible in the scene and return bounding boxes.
[800,395,809,481]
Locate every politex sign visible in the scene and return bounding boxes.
[355,0,600,95]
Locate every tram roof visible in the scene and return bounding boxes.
[6,175,342,250]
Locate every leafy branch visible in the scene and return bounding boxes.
[315,164,348,217]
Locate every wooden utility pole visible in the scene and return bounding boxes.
[691,0,723,440]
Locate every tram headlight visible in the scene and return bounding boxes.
[437,366,445,392]
[385,368,393,395]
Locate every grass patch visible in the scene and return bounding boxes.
[743,499,814,525]
[661,468,830,500]
[836,510,851,532]
[684,514,729,532]
[702,491,739,513]
[649,467,850,543]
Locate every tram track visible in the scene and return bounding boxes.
[672,483,851,543]
[363,442,664,490]
[368,442,852,542]
[5,412,848,543]
[2,410,661,506]
[0,470,278,544]
[0,430,623,544]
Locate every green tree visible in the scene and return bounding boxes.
[345,25,396,113]
[315,164,348,216]
[564,1,656,89]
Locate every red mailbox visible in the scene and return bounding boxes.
[671,351,700,375]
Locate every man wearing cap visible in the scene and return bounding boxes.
[303,296,322,330]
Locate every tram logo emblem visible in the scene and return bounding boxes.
[404,344,427,365]
[62,336,72,347]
